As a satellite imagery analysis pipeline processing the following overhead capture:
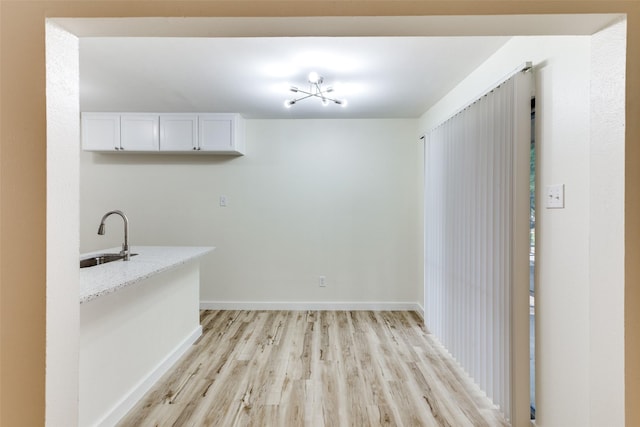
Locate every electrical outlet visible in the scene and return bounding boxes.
[219,195,228,207]
[319,276,327,287]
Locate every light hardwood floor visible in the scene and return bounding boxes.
[118,310,508,427]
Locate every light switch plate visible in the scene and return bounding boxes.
[219,195,228,207]
[545,184,565,209]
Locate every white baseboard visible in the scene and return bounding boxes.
[97,325,202,427]
[200,300,423,313]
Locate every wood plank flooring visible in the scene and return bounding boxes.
[118,310,508,427]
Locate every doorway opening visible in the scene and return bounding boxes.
[44,14,626,426]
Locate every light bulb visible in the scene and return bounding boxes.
[308,71,320,84]
[284,100,295,108]
[340,99,348,108]
[290,86,298,93]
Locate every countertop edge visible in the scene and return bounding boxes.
[80,246,214,304]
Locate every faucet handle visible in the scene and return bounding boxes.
[120,243,131,260]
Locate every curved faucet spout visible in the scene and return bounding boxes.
[97,210,130,260]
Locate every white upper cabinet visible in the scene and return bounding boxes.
[120,114,159,151]
[160,114,198,151]
[81,113,121,151]
[198,114,245,154]
[82,112,245,155]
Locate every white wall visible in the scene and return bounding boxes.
[80,119,423,309]
[419,30,625,426]
[45,21,80,427]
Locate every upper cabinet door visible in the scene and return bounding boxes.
[160,114,198,151]
[198,115,232,151]
[121,114,159,151]
[81,113,121,151]
[198,114,245,154]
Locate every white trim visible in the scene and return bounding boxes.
[414,303,425,320]
[96,325,202,427]
[200,301,423,312]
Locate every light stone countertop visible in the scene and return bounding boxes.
[80,246,214,304]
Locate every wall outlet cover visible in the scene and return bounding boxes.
[545,184,565,209]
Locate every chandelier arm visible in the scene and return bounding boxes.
[294,90,342,104]
[290,93,315,102]
[314,82,327,103]
[295,92,342,105]
[313,92,342,104]
[317,90,341,103]
[294,91,336,102]
[293,88,314,96]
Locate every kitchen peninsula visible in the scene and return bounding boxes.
[79,246,213,426]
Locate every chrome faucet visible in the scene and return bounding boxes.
[97,210,130,260]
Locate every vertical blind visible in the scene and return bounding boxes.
[423,68,532,425]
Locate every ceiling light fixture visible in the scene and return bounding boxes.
[284,72,347,109]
